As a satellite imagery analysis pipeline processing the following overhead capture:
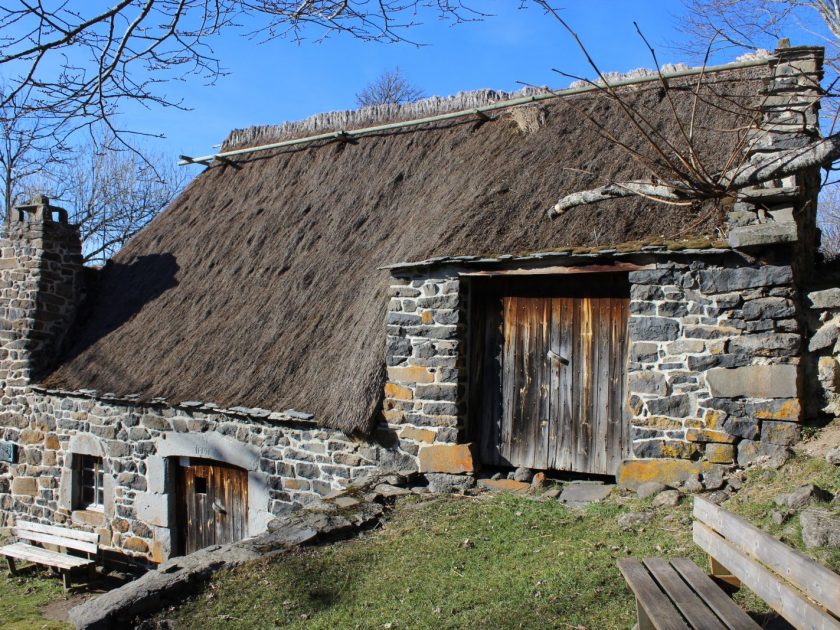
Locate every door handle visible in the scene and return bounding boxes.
[547,350,569,366]
[212,501,227,515]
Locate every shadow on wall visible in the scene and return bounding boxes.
[48,253,180,373]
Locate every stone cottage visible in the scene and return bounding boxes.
[0,45,832,564]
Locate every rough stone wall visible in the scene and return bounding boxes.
[806,287,840,419]
[626,259,802,471]
[383,273,475,476]
[0,389,384,564]
[0,215,83,393]
[0,197,410,565]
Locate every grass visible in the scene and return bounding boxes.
[5,452,840,629]
[0,568,70,630]
[159,493,704,630]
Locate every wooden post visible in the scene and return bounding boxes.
[709,555,740,588]
[62,571,71,593]
[5,556,16,576]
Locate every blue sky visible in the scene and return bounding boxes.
[132,1,706,162]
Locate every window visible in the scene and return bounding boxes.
[76,455,104,510]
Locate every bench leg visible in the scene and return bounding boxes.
[62,571,71,593]
[5,556,16,577]
[634,597,655,630]
[710,556,741,588]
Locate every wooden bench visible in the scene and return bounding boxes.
[618,496,840,629]
[1,520,99,591]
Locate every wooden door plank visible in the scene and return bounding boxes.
[577,297,594,472]
[500,296,518,466]
[644,558,727,630]
[617,559,691,630]
[531,298,551,469]
[512,298,536,468]
[479,295,501,466]
[693,522,840,630]
[553,296,576,471]
[593,296,611,474]
[670,558,761,630]
[694,497,840,616]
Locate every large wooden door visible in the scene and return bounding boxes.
[177,459,248,555]
[476,274,630,475]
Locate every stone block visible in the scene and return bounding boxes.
[386,366,435,384]
[750,398,801,421]
[685,429,737,444]
[728,333,800,357]
[617,459,712,491]
[418,443,474,474]
[801,508,840,548]
[628,371,668,396]
[134,492,170,527]
[629,317,680,342]
[742,297,795,321]
[760,420,801,446]
[630,342,659,362]
[809,288,840,309]
[645,394,691,418]
[11,476,37,496]
[737,440,790,468]
[697,266,792,293]
[384,383,413,401]
[633,439,700,459]
[122,537,149,554]
[706,443,735,464]
[706,364,798,399]
[399,426,436,443]
[728,223,798,248]
[809,323,840,352]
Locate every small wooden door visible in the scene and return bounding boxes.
[177,459,248,555]
[475,274,630,475]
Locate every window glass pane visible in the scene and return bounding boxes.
[77,455,104,508]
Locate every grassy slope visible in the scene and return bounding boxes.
[0,569,69,630]
[161,494,703,629]
[3,454,839,629]
[162,456,840,630]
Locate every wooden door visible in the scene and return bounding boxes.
[177,459,248,555]
[476,274,630,475]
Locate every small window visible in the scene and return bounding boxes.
[194,476,208,494]
[76,455,104,511]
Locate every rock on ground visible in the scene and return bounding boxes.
[558,483,613,507]
[513,467,534,483]
[801,508,840,548]
[637,481,667,500]
[774,484,832,510]
[652,489,682,508]
[617,512,654,529]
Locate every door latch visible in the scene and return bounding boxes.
[547,349,569,366]
[212,500,227,515]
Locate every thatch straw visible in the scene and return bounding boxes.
[43,62,771,434]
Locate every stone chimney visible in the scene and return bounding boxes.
[0,194,84,399]
[727,44,824,272]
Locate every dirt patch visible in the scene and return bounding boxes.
[40,574,131,623]
[796,418,840,458]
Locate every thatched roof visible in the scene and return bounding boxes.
[43,59,774,434]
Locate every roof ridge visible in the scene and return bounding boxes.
[214,51,775,155]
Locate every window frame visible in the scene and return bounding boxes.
[75,454,105,512]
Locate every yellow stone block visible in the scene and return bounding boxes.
[617,459,712,491]
[418,443,475,474]
[384,382,413,401]
[399,426,436,443]
[706,443,735,464]
[387,365,435,384]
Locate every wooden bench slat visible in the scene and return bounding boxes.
[643,558,728,630]
[694,496,840,616]
[670,558,761,630]
[618,559,692,630]
[16,520,99,544]
[12,528,98,554]
[0,543,93,570]
[693,522,840,630]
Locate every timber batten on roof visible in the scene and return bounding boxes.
[42,59,775,434]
